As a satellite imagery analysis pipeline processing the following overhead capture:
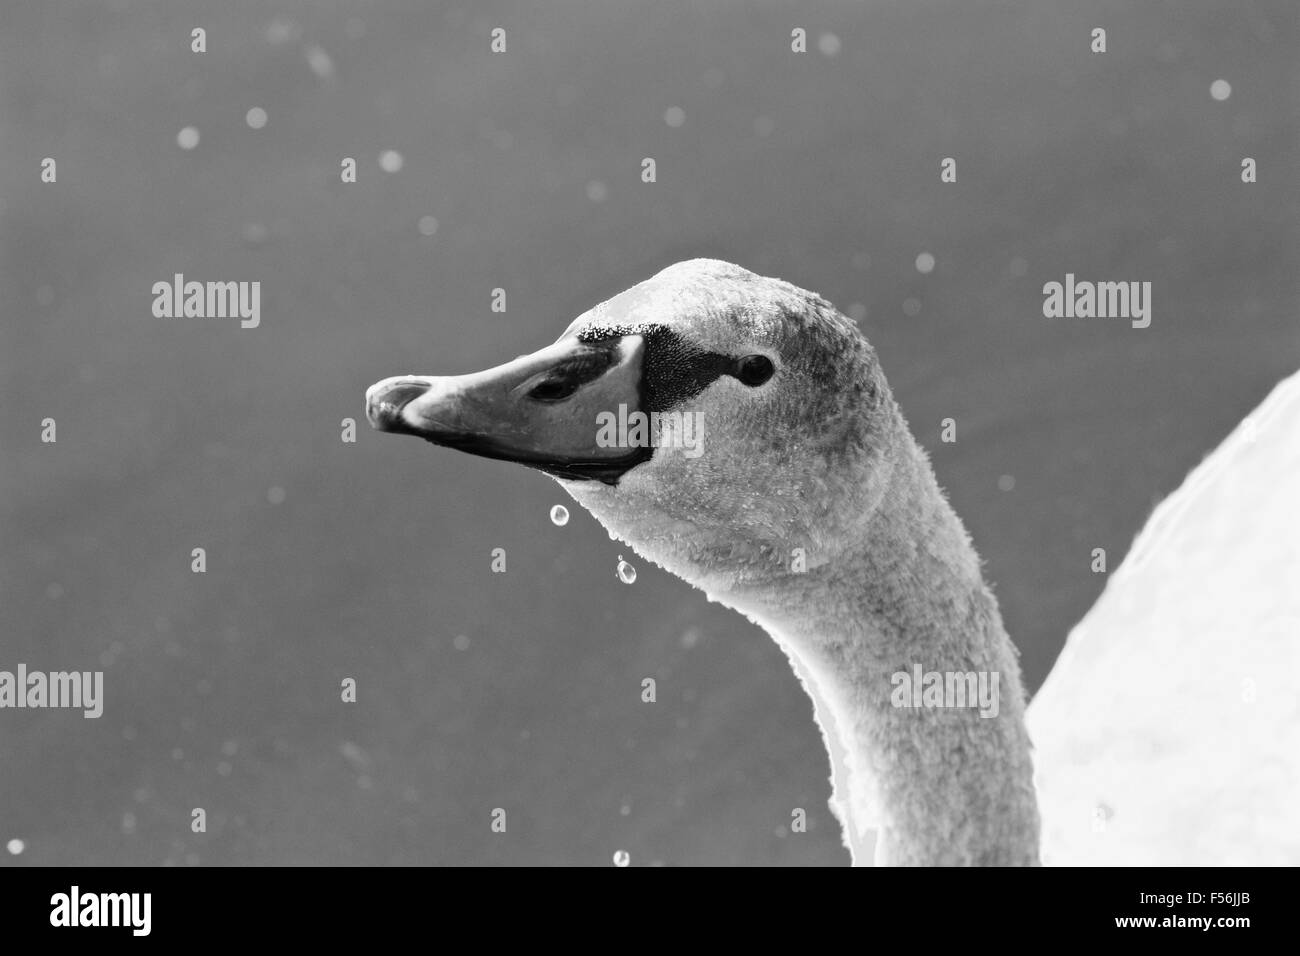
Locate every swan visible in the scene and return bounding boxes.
[365,259,1300,866]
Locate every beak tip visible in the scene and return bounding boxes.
[366,379,432,433]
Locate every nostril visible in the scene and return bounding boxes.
[527,379,580,403]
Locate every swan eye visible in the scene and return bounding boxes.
[736,354,775,387]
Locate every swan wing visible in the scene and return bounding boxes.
[1027,369,1300,865]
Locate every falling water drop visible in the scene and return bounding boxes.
[818,32,842,57]
[305,44,335,79]
[612,849,630,867]
[549,505,569,526]
[616,556,637,584]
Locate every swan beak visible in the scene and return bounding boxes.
[366,335,650,484]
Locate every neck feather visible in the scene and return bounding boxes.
[722,429,1041,865]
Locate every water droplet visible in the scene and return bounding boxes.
[265,18,300,46]
[549,505,569,526]
[305,44,335,79]
[1210,78,1231,101]
[664,106,686,128]
[915,252,936,274]
[340,741,368,767]
[586,180,608,202]
[6,839,24,855]
[998,474,1016,492]
[616,556,637,584]
[612,849,630,867]
[902,297,922,317]
[606,528,618,541]
[176,126,200,150]
[245,107,268,130]
[379,150,404,173]
[453,634,471,651]
[818,32,842,57]
[267,486,286,505]
[418,215,439,236]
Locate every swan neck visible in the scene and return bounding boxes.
[745,432,1041,865]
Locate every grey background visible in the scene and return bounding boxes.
[1,0,1296,866]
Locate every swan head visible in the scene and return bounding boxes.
[367,259,900,599]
